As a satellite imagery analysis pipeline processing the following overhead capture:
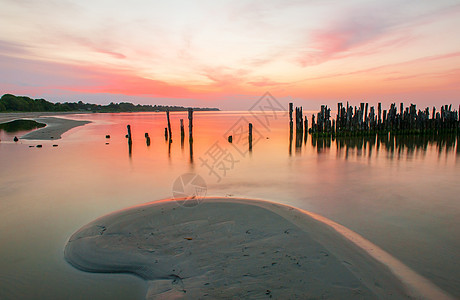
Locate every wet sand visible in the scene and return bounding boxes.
[65,197,452,299]
[20,117,90,140]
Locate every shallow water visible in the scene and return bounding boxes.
[0,111,459,299]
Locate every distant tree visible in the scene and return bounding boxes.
[0,93,219,113]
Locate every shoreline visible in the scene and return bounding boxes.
[0,111,90,124]
[64,197,452,299]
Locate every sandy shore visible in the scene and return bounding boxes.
[0,113,91,140]
[64,198,453,299]
[19,117,90,140]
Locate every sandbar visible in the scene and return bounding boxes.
[65,198,453,299]
[0,112,90,140]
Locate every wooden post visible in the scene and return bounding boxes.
[166,110,172,141]
[304,115,308,143]
[304,116,308,133]
[127,125,132,157]
[249,123,253,151]
[127,125,132,140]
[188,108,193,142]
[289,103,293,124]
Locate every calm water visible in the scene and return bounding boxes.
[0,111,459,299]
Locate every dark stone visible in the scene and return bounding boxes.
[106,135,110,138]
[228,135,233,143]
[13,136,18,142]
[52,145,58,147]
[36,145,42,148]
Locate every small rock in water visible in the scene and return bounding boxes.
[29,145,34,148]
[105,142,109,145]
[106,135,110,139]
[36,145,43,148]
[125,134,129,138]
[50,136,54,139]
[13,136,19,142]
[52,145,58,147]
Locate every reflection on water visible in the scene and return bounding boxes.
[0,111,459,299]
[306,132,459,159]
[0,119,46,132]
[0,119,46,141]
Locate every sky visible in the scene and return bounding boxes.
[1,0,460,110]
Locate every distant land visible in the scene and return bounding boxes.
[0,94,219,113]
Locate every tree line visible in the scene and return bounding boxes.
[0,94,219,112]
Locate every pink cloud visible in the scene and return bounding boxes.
[201,66,250,87]
[0,54,190,98]
[248,77,286,87]
[297,14,389,67]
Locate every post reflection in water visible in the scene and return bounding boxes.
[128,139,132,158]
[168,140,172,157]
[295,130,303,154]
[189,139,194,166]
[303,133,460,159]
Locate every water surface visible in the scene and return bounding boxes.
[0,111,458,299]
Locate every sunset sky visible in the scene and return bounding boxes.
[1,0,459,110]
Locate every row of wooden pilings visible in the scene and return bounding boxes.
[126,108,194,146]
[289,102,460,138]
[125,108,255,155]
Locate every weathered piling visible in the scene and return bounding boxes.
[307,102,459,137]
[127,125,132,157]
[295,106,303,133]
[249,123,253,151]
[289,103,293,125]
[127,125,132,140]
[304,116,308,143]
[166,110,172,141]
[188,108,193,142]
[145,133,150,146]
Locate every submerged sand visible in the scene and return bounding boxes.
[65,198,452,299]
